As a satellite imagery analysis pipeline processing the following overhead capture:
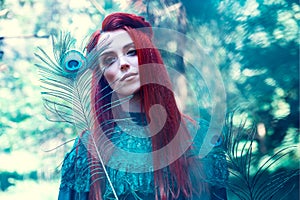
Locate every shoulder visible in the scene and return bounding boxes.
[186,118,228,185]
[185,118,224,153]
[59,137,90,192]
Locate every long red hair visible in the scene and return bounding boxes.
[86,12,204,200]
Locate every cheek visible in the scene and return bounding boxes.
[103,69,117,84]
[131,56,139,67]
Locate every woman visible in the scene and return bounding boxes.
[58,12,228,200]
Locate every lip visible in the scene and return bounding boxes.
[120,72,138,81]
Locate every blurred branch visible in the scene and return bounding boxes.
[0,8,8,17]
[0,34,49,40]
[156,2,182,16]
[88,0,105,15]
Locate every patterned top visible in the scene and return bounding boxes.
[58,113,228,200]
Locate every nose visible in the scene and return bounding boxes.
[121,64,130,71]
[119,56,130,71]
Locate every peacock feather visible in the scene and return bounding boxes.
[35,32,121,199]
[224,113,299,200]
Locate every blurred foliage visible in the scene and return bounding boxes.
[0,0,299,198]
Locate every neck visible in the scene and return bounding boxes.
[119,93,142,113]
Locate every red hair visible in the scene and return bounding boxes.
[86,12,205,200]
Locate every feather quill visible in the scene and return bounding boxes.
[35,32,120,199]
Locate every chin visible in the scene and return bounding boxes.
[116,88,140,99]
[117,83,140,97]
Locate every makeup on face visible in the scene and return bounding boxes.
[99,30,141,98]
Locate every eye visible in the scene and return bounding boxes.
[101,55,117,68]
[127,49,137,56]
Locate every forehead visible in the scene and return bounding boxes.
[98,30,134,52]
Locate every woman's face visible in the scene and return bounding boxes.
[98,30,140,98]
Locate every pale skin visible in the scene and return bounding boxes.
[97,30,141,112]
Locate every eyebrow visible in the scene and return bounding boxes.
[123,42,135,49]
[100,42,135,57]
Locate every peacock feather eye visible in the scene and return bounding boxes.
[61,49,86,73]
